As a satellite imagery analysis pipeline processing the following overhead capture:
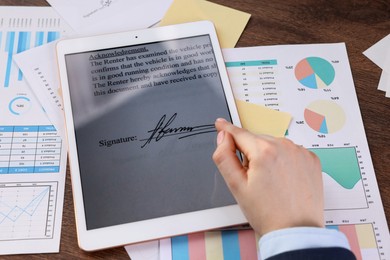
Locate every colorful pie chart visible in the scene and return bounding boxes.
[295,57,335,89]
[304,100,346,134]
[8,96,31,115]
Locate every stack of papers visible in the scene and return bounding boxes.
[363,34,390,97]
[0,7,71,255]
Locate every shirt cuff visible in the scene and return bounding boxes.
[258,227,351,260]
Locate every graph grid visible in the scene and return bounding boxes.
[0,182,57,241]
[309,147,367,210]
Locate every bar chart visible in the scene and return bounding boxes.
[167,223,379,260]
[328,224,380,260]
[1,30,60,89]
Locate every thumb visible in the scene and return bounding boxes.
[212,130,246,194]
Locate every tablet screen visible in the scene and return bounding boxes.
[65,34,236,230]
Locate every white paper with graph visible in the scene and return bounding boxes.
[222,43,390,260]
[0,7,70,254]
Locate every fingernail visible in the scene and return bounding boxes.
[217,131,225,145]
[216,118,227,123]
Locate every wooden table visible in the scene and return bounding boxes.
[1,0,389,259]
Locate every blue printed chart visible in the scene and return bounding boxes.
[1,30,60,89]
[0,9,64,174]
[0,125,62,174]
[0,182,57,241]
[0,7,69,254]
[0,10,62,126]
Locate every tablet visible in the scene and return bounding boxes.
[56,20,245,251]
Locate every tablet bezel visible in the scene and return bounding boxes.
[56,20,246,251]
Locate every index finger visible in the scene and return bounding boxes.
[215,118,275,159]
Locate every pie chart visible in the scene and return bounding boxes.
[295,57,335,89]
[304,100,346,134]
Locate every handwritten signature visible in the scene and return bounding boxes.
[140,113,215,148]
[101,0,113,7]
[83,0,114,18]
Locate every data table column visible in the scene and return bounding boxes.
[0,126,13,174]
[9,126,38,173]
[35,126,61,173]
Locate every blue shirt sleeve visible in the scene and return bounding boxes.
[258,227,351,260]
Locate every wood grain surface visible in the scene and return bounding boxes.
[1,0,389,259]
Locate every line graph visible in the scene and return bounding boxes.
[310,147,367,210]
[0,182,57,241]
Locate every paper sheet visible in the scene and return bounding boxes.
[378,70,388,92]
[379,71,390,97]
[234,99,291,137]
[159,0,250,48]
[363,34,390,97]
[383,51,390,96]
[363,34,390,69]
[124,240,159,260]
[14,41,69,137]
[47,0,173,35]
[223,43,390,259]
[0,7,68,255]
[125,238,172,260]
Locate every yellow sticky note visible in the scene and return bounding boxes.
[235,99,291,138]
[159,0,251,48]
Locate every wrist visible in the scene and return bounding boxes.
[258,226,351,260]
